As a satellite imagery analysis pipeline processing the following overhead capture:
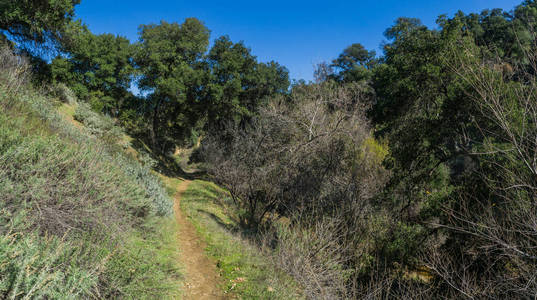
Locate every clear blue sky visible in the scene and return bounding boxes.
[75,0,523,81]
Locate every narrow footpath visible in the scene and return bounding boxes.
[174,180,227,299]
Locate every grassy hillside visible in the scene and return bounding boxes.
[0,51,181,298]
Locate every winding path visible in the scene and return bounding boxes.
[174,180,227,299]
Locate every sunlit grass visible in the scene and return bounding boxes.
[0,80,181,298]
[180,180,303,299]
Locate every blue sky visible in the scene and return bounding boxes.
[76,0,522,81]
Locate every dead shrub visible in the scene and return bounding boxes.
[0,46,30,94]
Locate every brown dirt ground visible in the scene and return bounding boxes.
[174,179,228,299]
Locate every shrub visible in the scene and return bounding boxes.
[0,46,30,94]
[0,231,98,299]
[265,220,351,299]
[200,81,391,298]
[49,83,77,104]
[201,81,387,227]
[74,102,125,145]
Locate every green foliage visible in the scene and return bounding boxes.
[132,22,290,153]
[204,36,290,129]
[0,0,79,43]
[328,2,537,296]
[362,136,389,164]
[52,22,136,115]
[136,18,210,152]
[330,43,376,82]
[46,17,290,155]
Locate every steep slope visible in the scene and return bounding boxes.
[0,51,180,298]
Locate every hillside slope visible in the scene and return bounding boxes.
[0,49,180,298]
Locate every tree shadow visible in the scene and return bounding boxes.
[197,209,238,233]
[128,134,208,180]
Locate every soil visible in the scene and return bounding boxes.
[174,180,228,299]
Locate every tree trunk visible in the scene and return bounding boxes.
[151,99,162,153]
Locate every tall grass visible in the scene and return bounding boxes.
[74,102,126,147]
[0,47,179,298]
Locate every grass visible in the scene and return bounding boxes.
[0,75,181,298]
[57,102,76,118]
[180,180,303,299]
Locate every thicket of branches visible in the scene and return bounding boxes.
[199,2,537,298]
[199,81,392,298]
[201,81,386,226]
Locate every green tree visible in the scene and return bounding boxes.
[457,1,537,65]
[51,22,136,115]
[203,36,289,130]
[372,17,436,125]
[331,43,376,82]
[366,16,482,269]
[0,0,80,44]
[372,7,537,225]
[136,19,210,153]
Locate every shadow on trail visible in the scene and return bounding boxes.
[128,135,208,180]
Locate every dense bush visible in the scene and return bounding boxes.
[198,4,537,297]
[48,83,77,104]
[200,81,390,298]
[412,36,537,299]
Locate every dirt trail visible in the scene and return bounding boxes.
[174,180,227,299]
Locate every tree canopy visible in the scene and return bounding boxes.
[51,22,136,114]
[330,43,376,82]
[0,0,80,44]
[136,18,210,152]
[203,36,289,130]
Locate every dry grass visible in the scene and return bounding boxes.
[0,47,180,298]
